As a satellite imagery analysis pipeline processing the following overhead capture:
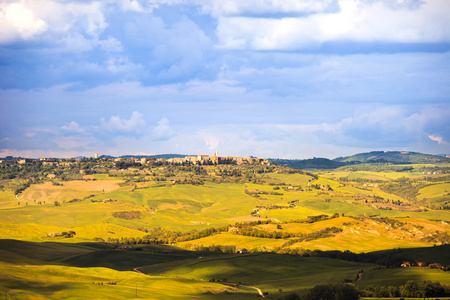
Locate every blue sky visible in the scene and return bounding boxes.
[1,0,449,159]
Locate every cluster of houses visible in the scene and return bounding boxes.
[401,261,445,269]
[7,151,270,167]
[164,151,270,166]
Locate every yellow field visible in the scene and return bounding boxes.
[0,190,18,209]
[258,206,328,221]
[179,232,286,251]
[417,183,450,200]
[289,231,432,252]
[265,172,314,186]
[19,180,125,204]
[256,217,362,234]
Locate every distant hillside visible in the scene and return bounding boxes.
[270,151,450,170]
[269,158,347,169]
[334,151,450,164]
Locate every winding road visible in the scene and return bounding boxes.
[241,285,264,297]
[133,259,265,297]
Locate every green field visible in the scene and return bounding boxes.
[141,253,375,295]
[265,172,314,186]
[357,267,450,287]
[418,183,450,200]
[0,264,233,300]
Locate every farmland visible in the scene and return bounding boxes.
[0,153,449,299]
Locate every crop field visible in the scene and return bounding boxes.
[258,206,327,221]
[19,180,125,204]
[256,216,360,234]
[179,232,286,250]
[288,231,431,252]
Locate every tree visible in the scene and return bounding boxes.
[54,201,61,207]
[304,283,360,300]
[279,293,299,300]
[304,284,335,300]
[421,280,445,298]
[335,283,360,300]
[400,280,419,298]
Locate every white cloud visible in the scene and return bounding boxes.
[25,132,36,138]
[198,131,221,150]
[428,134,444,144]
[0,2,47,43]
[216,0,450,50]
[199,0,338,16]
[61,121,85,134]
[119,0,146,12]
[153,117,176,141]
[105,56,140,74]
[101,111,146,133]
[0,0,108,46]
[99,36,123,52]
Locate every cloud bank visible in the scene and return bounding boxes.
[0,0,449,158]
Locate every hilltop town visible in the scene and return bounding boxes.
[165,151,269,166]
[0,151,276,192]
[2,151,269,167]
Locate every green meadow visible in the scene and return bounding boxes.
[141,253,376,296]
[417,183,450,200]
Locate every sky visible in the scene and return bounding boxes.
[0,0,449,159]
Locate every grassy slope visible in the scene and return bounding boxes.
[141,253,375,295]
[373,244,450,265]
[265,173,314,186]
[63,249,196,271]
[0,239,249,299]
[1,239,448,299]
[357,267,450,288]
[0,264,232,300]
[0,239,98,265]
[417,183,450,200]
